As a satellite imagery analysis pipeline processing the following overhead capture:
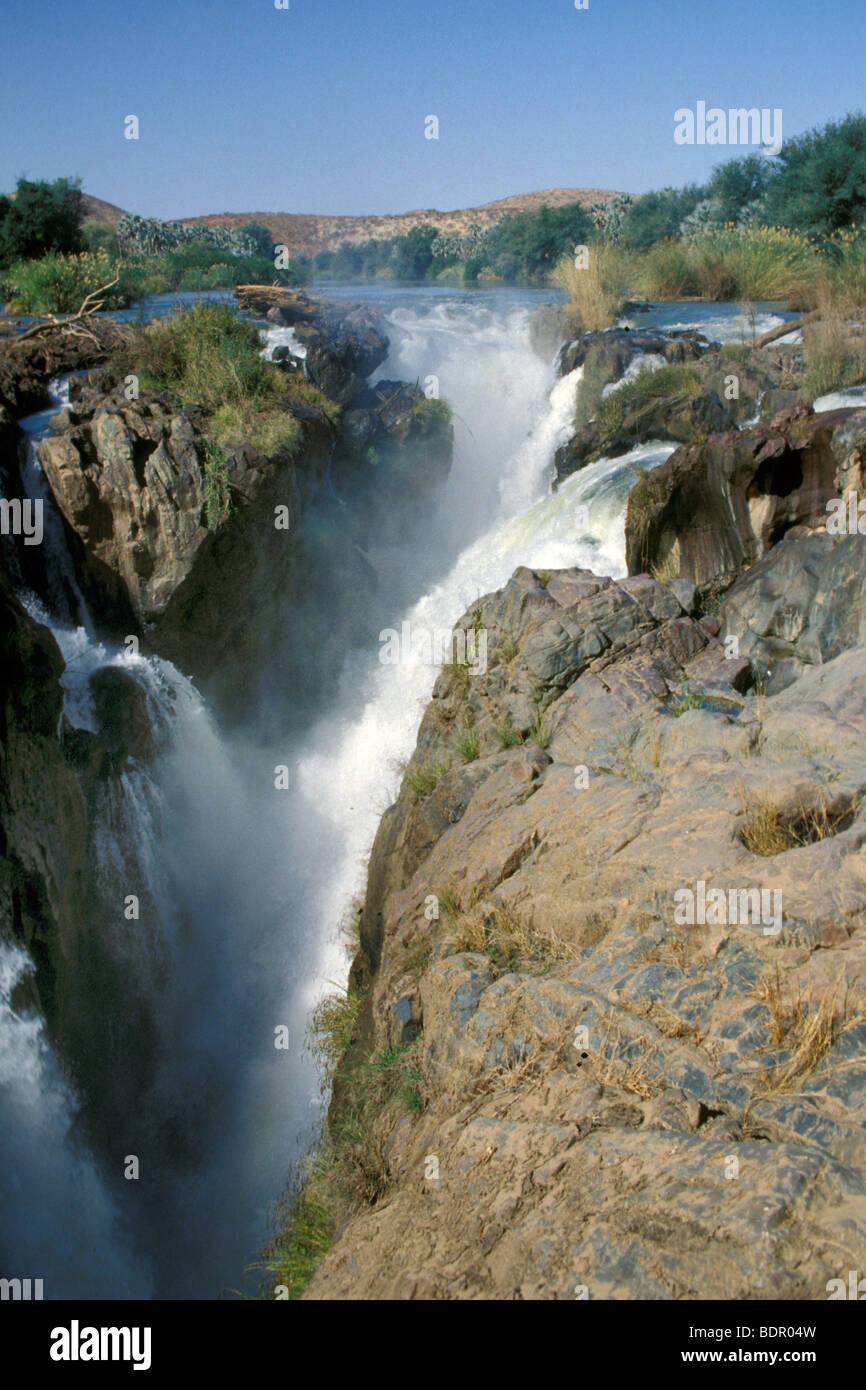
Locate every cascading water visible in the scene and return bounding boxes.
[1,288,744,1299]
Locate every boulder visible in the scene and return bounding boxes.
[556,338,777,483]
[625,403,866,588]
[0,318,129,417]
[88,666,154,772]
[557,325,707,380]
[719,530,866,691]
[293,304,389,406]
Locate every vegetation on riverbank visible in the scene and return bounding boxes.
[552,115,866,358]
[259,908,427,1299]
[124,302,335,456]
[0,182,309,315]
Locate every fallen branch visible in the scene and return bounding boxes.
[751,310,820,350]
[13,276,120,344]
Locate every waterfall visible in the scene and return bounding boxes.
[0,289,737,1298]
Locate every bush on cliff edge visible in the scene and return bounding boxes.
[129,302,329,457]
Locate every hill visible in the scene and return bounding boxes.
[174,187,622,257]
[80,193,127,225]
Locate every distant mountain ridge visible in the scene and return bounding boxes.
[81,187,623,257]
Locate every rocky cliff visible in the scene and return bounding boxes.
[294,330,866,1301]
[22,301,452,715]
[302,564,866,1300]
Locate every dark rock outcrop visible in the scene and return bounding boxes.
[0,318,129,417]
[0,562,89,1024]
[555,330,779,483]
[625,404,866,588]
[557,326,708,380]
[292,304,389,407]
[719,530,866,692]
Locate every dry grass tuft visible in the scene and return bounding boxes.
[755,970,857,1092]
[551,243,632,331]
[739,787,856,857]
[447,898,574,972]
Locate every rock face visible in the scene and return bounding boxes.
[0,318,128,417]
[557,326,707,380]
[31,302,452,708]
[719,530,866,693]
[338,379,453,512]
[38,390,220,629]
[305,561,866,1299]
[625,404,866,588]
[291,304,389,407]
[0,563,90,1028]
[554,329,782,484]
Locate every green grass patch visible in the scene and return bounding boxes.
[127,301,333,457]
[530,704,552,750]
[453,723,480,762]
[202,440,232,529]
[409,395,452,434]
[309,984,366,1082]
[403,757,449,799]
[495,715,523,748]
[261,1035,427,1299]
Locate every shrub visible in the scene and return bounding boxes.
[637,238,702,299]
[689,225,819,302]
[0,177,84,265]
[636,226,819,304]
[129,302,320,457]
[3,248,121,314]
[552,242,632,331]
[133,301,276,404]
[802,304,866,399]
[116,257,172,302]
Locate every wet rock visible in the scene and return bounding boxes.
[625,403,866,588]
[88,666,154,773]
[0,318,129,416]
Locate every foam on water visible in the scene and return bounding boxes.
[0,943,149,1297]
[813,382,866,412]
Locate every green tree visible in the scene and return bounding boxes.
[620,185,704,249]
[758,113,866,239]
[0,177,85,264]
[390,223,438,280]
[705,154,774,224]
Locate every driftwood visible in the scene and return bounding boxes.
[12,277,121,346]
[234,283,321,320]
[751,310,820,350]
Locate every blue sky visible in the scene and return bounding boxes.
[1,0,863,218]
